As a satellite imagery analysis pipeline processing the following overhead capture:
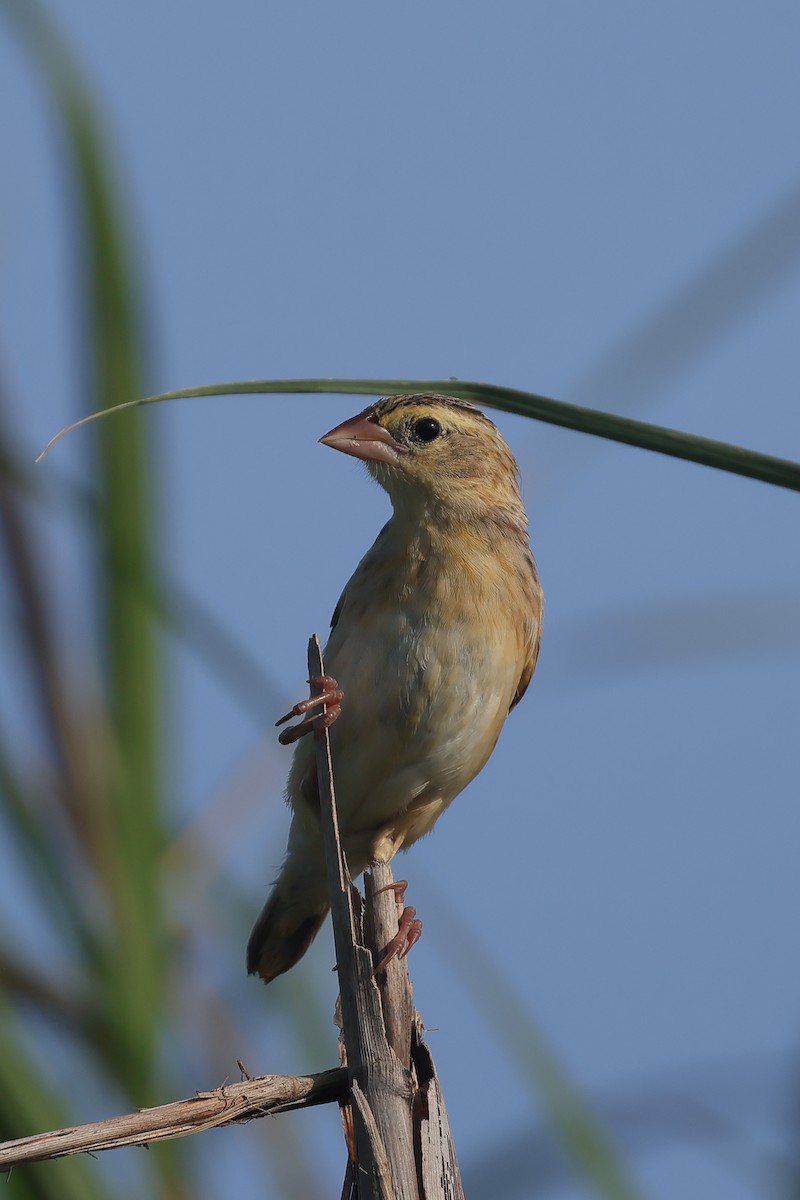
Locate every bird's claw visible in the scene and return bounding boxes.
[372,881,423,973]
[377,879,410,903]
[276,674,344,744]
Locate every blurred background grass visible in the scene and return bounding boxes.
[1,4,798,1200]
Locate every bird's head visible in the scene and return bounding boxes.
[320,394,527,530]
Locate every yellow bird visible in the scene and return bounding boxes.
[247,394,543,983]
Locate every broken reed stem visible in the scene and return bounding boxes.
[308,634,464,1200]
[307,635,419,1200]
[0,1070,347,1168]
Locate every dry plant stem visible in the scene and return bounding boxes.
[307,636,419,1200]
[409,1022,464,1200]
[364,865,414,1066]
[351,1081,396,1200]
[0,1070,347,1169]
[308,636,464,1200]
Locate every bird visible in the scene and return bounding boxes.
[247,393,543,984]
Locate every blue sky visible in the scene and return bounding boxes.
[2,4,799,1198]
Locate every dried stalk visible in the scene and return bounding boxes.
[307,636,418,1199]
[308,635,464,1200]
[0,1070,346,1168]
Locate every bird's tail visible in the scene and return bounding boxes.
[246,854,329,984]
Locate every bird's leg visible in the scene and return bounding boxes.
[372,879,424,973]
[275,674,344,745]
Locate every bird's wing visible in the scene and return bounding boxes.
[330,587,347,632]
[509,571,544,711]
[329,520,392,633]
[510,632,540,711]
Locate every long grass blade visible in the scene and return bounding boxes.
[4,0,167,1113]
[37,378,800,494]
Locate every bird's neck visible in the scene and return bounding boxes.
[383,496,529,568]
[388,490,528,545]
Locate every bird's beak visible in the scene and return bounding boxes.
[319,409,406,466]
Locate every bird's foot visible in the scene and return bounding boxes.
[275,674,344,745]
[377,879,410,904]
[372,880,423,973]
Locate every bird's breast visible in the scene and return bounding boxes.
[303,529,530,838]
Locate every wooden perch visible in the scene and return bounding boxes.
[1,635,463,1199]
[0,1070,346,1168]
[307,635,463,1200]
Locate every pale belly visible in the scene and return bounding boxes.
[287,601,520,867]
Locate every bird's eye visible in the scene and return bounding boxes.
[412,417,441,443]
